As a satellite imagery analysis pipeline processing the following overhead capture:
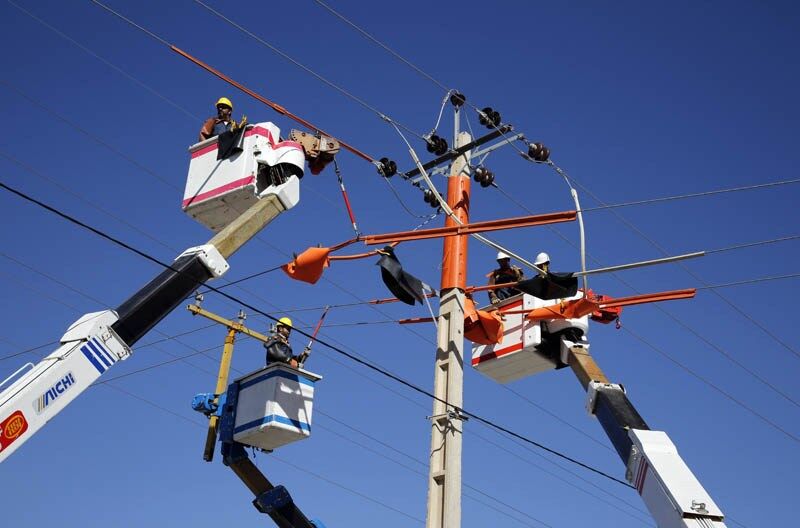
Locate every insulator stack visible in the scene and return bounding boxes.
[478,107,501,129]
[450,91,466,108]
[422,189,440,208]
[527,142,550,162]
[473,166,495,188]
[426,134,449,156]
[377,157,398,178]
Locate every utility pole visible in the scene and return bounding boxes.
[426,108,471,528]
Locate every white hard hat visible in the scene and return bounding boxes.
[534,252,550,266]
[496,251,511,260]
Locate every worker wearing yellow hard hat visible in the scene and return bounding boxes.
[264,316,298,368]
[198,96,238,141]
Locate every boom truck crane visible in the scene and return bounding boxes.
[0,122,334,464]
[473,291,727,528]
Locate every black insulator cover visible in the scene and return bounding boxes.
[479,107,493,126]
[426,137,438,153]
[539,146,550,161]
[434,136,448,156]
[450,91,466,107]
[112,254,213,345]
[378,157,397,177]
[594,388,650,463]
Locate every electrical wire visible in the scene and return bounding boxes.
[8,1,201,121]
[0,179,634,486]
[1,249,650,524]
[308,0,800,374]
[492,181,800,437]
[564,172,800,361]
[697,272,800,290]
[622,325,800,443]
[2,227,646,522]
[3,7,661,514]
[99,383,423,525]
[578,179,800,213]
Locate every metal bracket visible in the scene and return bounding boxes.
[427,409,469,422]
[179,244,230,279]
[586,380,625,416]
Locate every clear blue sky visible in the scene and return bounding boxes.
[1,1,798,527]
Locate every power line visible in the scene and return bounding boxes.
[0,179,633,486]
[579,180,800,213]
[8,0,200,121]
[622,325,800,443]
[5,248,644,522]
[98,383,423,525]
[313,0,451,93]
[697,272,800,290]
[308,0,800,369]
[313,414,554,528]
[495,181,800,438]
[564,173,800,362]
[191,0,426,142]
[21,0,441,310]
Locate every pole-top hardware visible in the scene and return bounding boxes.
[473,166,495,188]
[193,291,204,307]
[478,107,501,129]
[376,157,397,178]
[449,91,466,108]
[527,142,551,162]
[426,409,469,422]
[425,134,449,156]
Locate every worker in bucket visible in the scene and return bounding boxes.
[487,251,525,304]
[534,252,550,277]
[264,317,298,368]
[198,97,237,141]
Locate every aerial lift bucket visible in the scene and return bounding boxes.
[222,364,322,452]
[184,122,304,232]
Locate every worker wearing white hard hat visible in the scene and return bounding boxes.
[486,250,525,305]
[534,252,550,276]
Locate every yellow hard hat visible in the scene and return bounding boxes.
[277,317,293,329]
[216,97,233,110]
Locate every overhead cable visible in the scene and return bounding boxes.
[0,179,634,486]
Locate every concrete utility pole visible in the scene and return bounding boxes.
[426,109,471,528]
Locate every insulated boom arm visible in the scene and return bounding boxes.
[0,187,298,463]
[565,344,727,528]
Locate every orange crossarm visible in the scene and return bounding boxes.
[525,288,696,321]
[362,211,576,245]
[598,288,696,309]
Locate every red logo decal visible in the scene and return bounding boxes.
[0,410,29,452]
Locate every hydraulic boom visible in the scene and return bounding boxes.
[0,178,299,463]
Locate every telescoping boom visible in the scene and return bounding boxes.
[0,123,303,463]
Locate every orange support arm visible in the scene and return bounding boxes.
[362,211,576,245]
[525,288,696,321]
[597,289,696,309]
